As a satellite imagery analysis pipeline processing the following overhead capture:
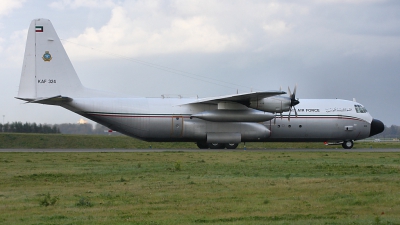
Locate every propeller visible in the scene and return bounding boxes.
[273,101,283,124]
[273,113,276,124]
[273,113,283,124]
[287,84,300,121]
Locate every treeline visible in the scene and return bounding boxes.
[57,123,120,135]
[0,122,60,133]
[375,125,400,139]
[0,122,120,135]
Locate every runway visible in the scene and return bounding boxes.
[0,148,399,152]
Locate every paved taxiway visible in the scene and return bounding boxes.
[0,148,399,152]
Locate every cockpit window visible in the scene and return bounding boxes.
[355,104,368,113]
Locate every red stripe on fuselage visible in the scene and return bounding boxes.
[86,113,191,119]
[87,113,367,123]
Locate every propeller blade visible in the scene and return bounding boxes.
[288,84,299,121]
[293,84,297,98]
[289,84,300,107]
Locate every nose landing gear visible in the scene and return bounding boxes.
[342,140,354,149]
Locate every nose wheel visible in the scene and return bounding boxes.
[342,140,354,149]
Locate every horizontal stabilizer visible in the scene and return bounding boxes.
[15,95,72,105]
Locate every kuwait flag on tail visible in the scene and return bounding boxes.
[35,26,43,32]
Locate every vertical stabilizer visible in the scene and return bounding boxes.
[18,18,84,99]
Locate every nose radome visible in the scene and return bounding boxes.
[369,119,385,137]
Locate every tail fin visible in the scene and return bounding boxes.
[17,18,84,100]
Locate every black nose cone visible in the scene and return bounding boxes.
[369,119,385,137]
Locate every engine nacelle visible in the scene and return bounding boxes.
[190,109,274,122]
[249,96,291,113]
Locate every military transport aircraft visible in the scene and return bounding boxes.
[16,19,384,149]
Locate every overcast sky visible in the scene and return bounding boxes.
[1,0,399,126]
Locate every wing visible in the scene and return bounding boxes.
[183,90,286,106]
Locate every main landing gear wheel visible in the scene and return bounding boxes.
[342,140,354,149]
[225,143,239,149]
[208,143,225,149]
[196,142,209,149]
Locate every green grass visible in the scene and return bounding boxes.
[0,151,399,224]
[1,133,400,149]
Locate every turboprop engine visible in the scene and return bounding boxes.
[249,85,300,121]
[249,96,291,113]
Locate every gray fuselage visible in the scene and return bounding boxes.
[62,97,375,143]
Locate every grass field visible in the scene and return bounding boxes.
[1,133,400,149]
[1,151,400,224]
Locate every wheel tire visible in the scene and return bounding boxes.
[208,143,225,149]
[225,143,239,149]
[342,140,354,149]
[196,142,209,149]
